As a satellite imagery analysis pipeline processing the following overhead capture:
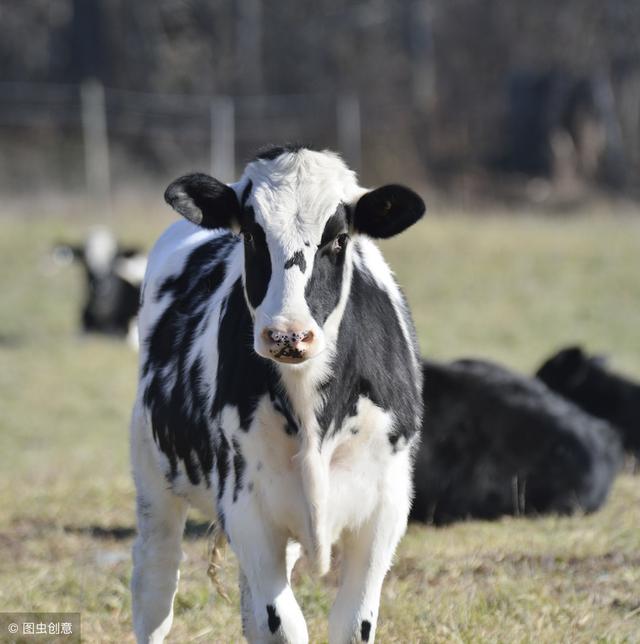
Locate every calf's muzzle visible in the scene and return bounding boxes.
[261,326,316,363]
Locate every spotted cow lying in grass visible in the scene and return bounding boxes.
[130,145,425,643]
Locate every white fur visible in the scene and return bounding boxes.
[115,253,147,286]
[131,150,416,643]
[85,226,118,276]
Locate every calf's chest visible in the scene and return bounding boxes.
[233,394,398,542]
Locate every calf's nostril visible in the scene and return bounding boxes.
[263,329,291,347]
[300,330,314,344]
[273,331,289,344]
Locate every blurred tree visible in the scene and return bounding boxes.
[0,0,639,193]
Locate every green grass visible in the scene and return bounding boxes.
[1,203,639,642]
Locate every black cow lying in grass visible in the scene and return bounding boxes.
[54,228,146,348]
[536,346,640,459]
[411,358,622,525]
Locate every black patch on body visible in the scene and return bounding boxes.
[143,236,235,484]
[211,279,275,429]
[284,250,307,273]
[232,438,246,502]
[242,207,272,308]
[315,245,422,444]
[361,620,372,641]
[269,387,300,435]
[216,429,230,500]
[155,236,231,304]
[266,604,281,633]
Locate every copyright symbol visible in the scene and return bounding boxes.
[8,623,18,634]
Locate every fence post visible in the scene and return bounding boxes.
[211,97,236,182]
[80,79,111,216]
[337,93,362,173]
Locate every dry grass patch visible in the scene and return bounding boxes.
[1,205,639,642]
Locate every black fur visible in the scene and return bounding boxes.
[284,250,307,273]
[304,208,349,326]
[361,620,372,641]
[241,180,253,207]
[266,604,281,633]
[232,438,246,502]
[411,358,622,524]
[536,346,640,456]
[242,208,272,309]
[165,173,241,230]
[320,206,350,245]
[143,236,235,484]
[82,269,140,337]
[353,185,425,239]
[216,429,230,500]
[315,248,422,445]
[210,279,275,431]
[269,388,300,436]
[254,143,311,161]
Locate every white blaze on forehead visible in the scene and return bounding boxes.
[239,149,363,247]
[85,226,118,275]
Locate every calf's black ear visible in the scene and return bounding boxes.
[164,173,241,230]
[353,184,425,239]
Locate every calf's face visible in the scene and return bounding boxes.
[165,148,424,366]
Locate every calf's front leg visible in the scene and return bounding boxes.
[227,500,308,643]
[329,456,412,644]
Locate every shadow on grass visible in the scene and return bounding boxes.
[64,519,212,541]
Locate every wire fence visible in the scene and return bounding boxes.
[0,80,373,209]
[2,75,639,212]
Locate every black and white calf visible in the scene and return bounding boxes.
[130,146,425,643]
[54,227,146,347]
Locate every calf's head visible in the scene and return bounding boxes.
[165,147,425,365]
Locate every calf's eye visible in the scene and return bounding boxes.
[243,231,254,244]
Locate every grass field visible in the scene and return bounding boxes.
[1,201,639,643]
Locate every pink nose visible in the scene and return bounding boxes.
[261,327,315,360]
